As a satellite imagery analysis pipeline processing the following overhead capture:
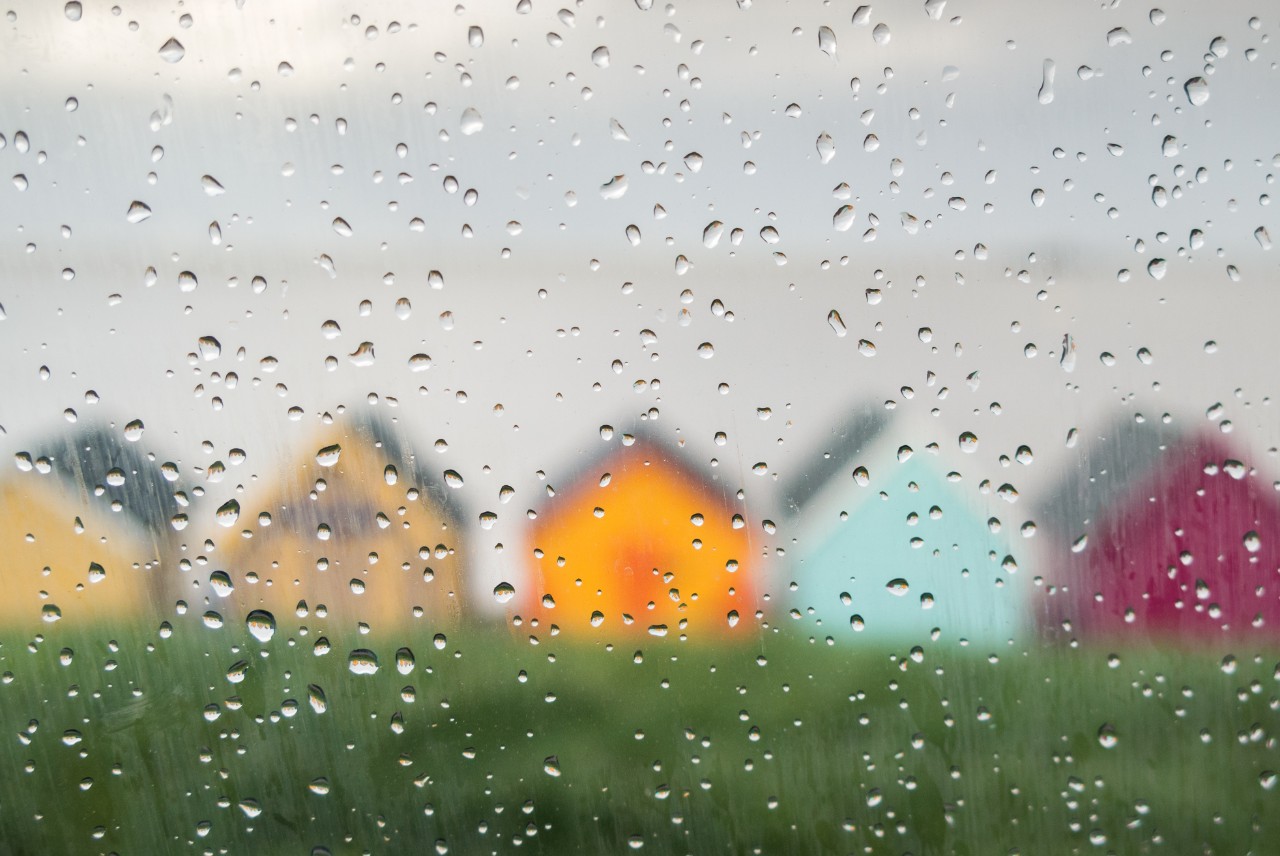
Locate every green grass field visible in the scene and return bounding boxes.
[1,619,1276,855]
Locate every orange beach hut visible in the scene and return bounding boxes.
[519,434,755,640]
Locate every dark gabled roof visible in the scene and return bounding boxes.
[780,401,889,513]
[1038,416,1184,538]
[43,422,176,537]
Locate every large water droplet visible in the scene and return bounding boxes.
[460,107,484,135]
[600,175,628,199]
[827,309,847,337]
[1184,77,1209,106]
[348,649,379,675]
[216,499,240,527]
[493,582,516,604]
[816,132,835,164]
[315,444,342,467]
[818,25,837,57]
[126,201,152,223]
[158,37,185,63]
[246,610,276,642]
[197,336,221,360]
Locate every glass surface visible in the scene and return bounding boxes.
[1,1,1277,852]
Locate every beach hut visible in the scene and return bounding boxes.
[1040,420,1280,639]
[0,424,175,631]
[207,416,467,633]
[783,410,1023,646]
[519,433,755,639]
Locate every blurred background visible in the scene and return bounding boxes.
[1,0,1278,853]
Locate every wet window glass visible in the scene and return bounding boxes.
[2,1,1278,852]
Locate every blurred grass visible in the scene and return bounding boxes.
[0,619,1277,855]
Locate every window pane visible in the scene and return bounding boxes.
[2,1,1277,852]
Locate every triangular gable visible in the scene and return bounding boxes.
[788,455,1021,646]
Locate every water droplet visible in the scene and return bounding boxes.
[493,582,516,604]
[64,1,82,21]
[591,45,611,68]
[348,649,380,675]
[858,339,876,357]
[609,118,630,141]
[396,647,416,675]
[315,444,342,467]
[544,756,562,777]
[683,151,703,173]
[348,341,376,366]
[816,132,835,164]
[1097,723,1118,748]
[852,466,870,486]
[443,469,464,488]
[123,419,144,441]
[226,659,248,683]
[886,578,909,596]
[1244,531,1261,553]
[460,107,484,135]
[1038,59,1055,104]
[827,309,847,337]
[1184,77,1209,106]
[833,205,856,231]
[126,201,152,223]
[1255,227,1272,250]
[308,684,328,713]
[468,25,484,47]
[158,37,185,63]
[201,175,225,196]
[210,571,234,598]
[872,23,890,44]
[818,25,837,57]
[702,220,724,248]
[332,217,352,237]
[600,175,628,199]
[697,342,715,359]
[216,499,240,527]
[197,336,221,360]
[1147,258,1167,280]
[959,432,979,453]
[178,271,199,292]
[246,610,276,643]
